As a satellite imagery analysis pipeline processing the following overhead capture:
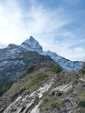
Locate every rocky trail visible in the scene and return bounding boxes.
[3,77,83,113]
[3,79,54,113]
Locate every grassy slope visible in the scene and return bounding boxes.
[0,50,59,96]
[2,61,84,113]
[79,64,85,111]
[2,63,62,99]
[40,95,64,113]
[0,62,63,112]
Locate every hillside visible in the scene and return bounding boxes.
[0,36,83,96]
[1,63,85,113]
[0,60,62,112]
[0,36,85,113]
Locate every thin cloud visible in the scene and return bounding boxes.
[0,0,85,61]
[0,0,26,44]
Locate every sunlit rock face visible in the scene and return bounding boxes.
[21,36,43,53]
[44,51,83,71]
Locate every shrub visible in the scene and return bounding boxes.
[79,101,85,107]
[80,64,85,74]
[52,64,62,73]
[0,82,12,96]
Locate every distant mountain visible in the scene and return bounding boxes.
[0,36,83,84]
[20,36,83,71]
[0,36,84,83]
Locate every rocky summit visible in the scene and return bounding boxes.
[21,36,43,53]
[0,36,85,113]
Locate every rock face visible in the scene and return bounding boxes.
[45,51,83,71]
[0,45,25,82]
[3,79,53,113]
[21,36,43,53]
[3,78,80,113]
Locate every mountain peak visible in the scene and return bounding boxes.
[20,36,83,71]
[7,44,17,49]
[21,36,43,53]
[29,36,36,41]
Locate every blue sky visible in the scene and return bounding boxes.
[0,0,85,61]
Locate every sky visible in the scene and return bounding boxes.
[0,0,85,61]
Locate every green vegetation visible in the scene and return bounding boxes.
[6,71,49,97]
[79,101,85,107]
[79,91,85,100]
[80,64,85,75]
[78,91,85,108]
[40,96,64,112]
[5,61,63,96]
[0,50,63,96]
[52,64,62,74]
[21,52,39,64]
[0,82,12,96]
[24,73,49,91]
